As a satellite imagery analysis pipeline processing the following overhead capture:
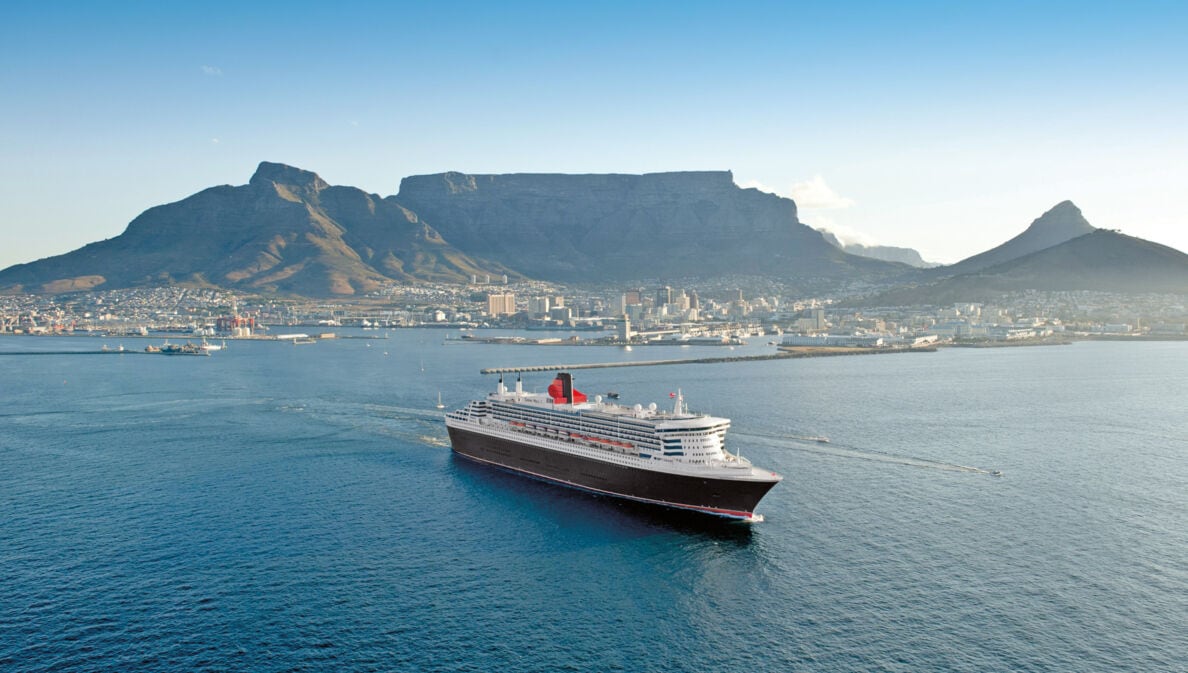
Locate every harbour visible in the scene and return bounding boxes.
[2,333,1186,672]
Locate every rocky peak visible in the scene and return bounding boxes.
[935,200,1098,277]
[1027,200,1094,237]
[249,161,329,193]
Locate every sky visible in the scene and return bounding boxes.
[2,1,1187,270]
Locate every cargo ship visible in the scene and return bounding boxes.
[445,372,782,521]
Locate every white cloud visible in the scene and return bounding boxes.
[812,219,879,247]
[201,65,223,76]
[788,175,854,210]
[211,137,221,144]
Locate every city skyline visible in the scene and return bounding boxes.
[3,1,1186,270]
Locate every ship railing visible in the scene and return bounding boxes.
[716,455,753,468]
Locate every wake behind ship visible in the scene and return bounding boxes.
[445,372,782,521]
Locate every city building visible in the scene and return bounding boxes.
[487,293,516,316]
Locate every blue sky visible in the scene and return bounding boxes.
[3,1,1186,269]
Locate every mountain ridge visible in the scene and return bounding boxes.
[817,229,937,267]
[3,165,1182,300]
[932,200,1096,277]
[394,170,903,282]
[866,229,1188,305]
[0,162,515,296]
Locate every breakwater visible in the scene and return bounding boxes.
[480,345,936,374]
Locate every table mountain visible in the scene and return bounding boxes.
[395,171,902,282]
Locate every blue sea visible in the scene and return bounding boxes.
[2,333,1185,672]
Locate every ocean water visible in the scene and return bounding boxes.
[1,333,1185,672]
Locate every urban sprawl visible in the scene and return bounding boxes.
[2,280,1186,347]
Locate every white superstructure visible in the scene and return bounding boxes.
[444,374,775,481]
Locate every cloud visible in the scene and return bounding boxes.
[788,175,854,210]
[211,138,221,144]
[811,219,878,247]
[201,65,223,76]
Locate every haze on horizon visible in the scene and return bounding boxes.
[2,1,1186,272]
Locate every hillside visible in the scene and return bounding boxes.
[395,171,904,283]
[869,230,1188,305]
[0,164,912,296]
[0,163,513,296]
[817,229,937,267]
[933,200,1096,277]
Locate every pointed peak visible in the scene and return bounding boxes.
[250,162,328,191]
[1044,200,1081,215]
[1027,200,1094,234]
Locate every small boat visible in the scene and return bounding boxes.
[160,342,210,356]
[436,392,446,409]
[605,391,620,399]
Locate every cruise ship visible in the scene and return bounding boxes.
[445,372,782,521]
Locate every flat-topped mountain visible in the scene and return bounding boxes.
[0,164,906,296]
[14,165,1167,303]
[395,171,901,282]
[0,163,513,296]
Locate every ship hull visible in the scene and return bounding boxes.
[448,426,778,519]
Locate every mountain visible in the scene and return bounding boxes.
[935,200,1096,277]
[395,171,903,282]
[869,230,1188,305]
[0,163,513,296]
[1,164,909,296]
[817,229,937,267]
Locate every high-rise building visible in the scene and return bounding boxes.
[487,293,516,316]
[618,316,633,341]
[810,308,826,330]
[656,286,672,307]
[528,296,551,317]
[675,291,690,312]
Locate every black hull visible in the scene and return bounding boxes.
[447,426,778,519]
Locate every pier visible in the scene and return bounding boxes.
[480,345,936,374]
[0,350,148,356]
